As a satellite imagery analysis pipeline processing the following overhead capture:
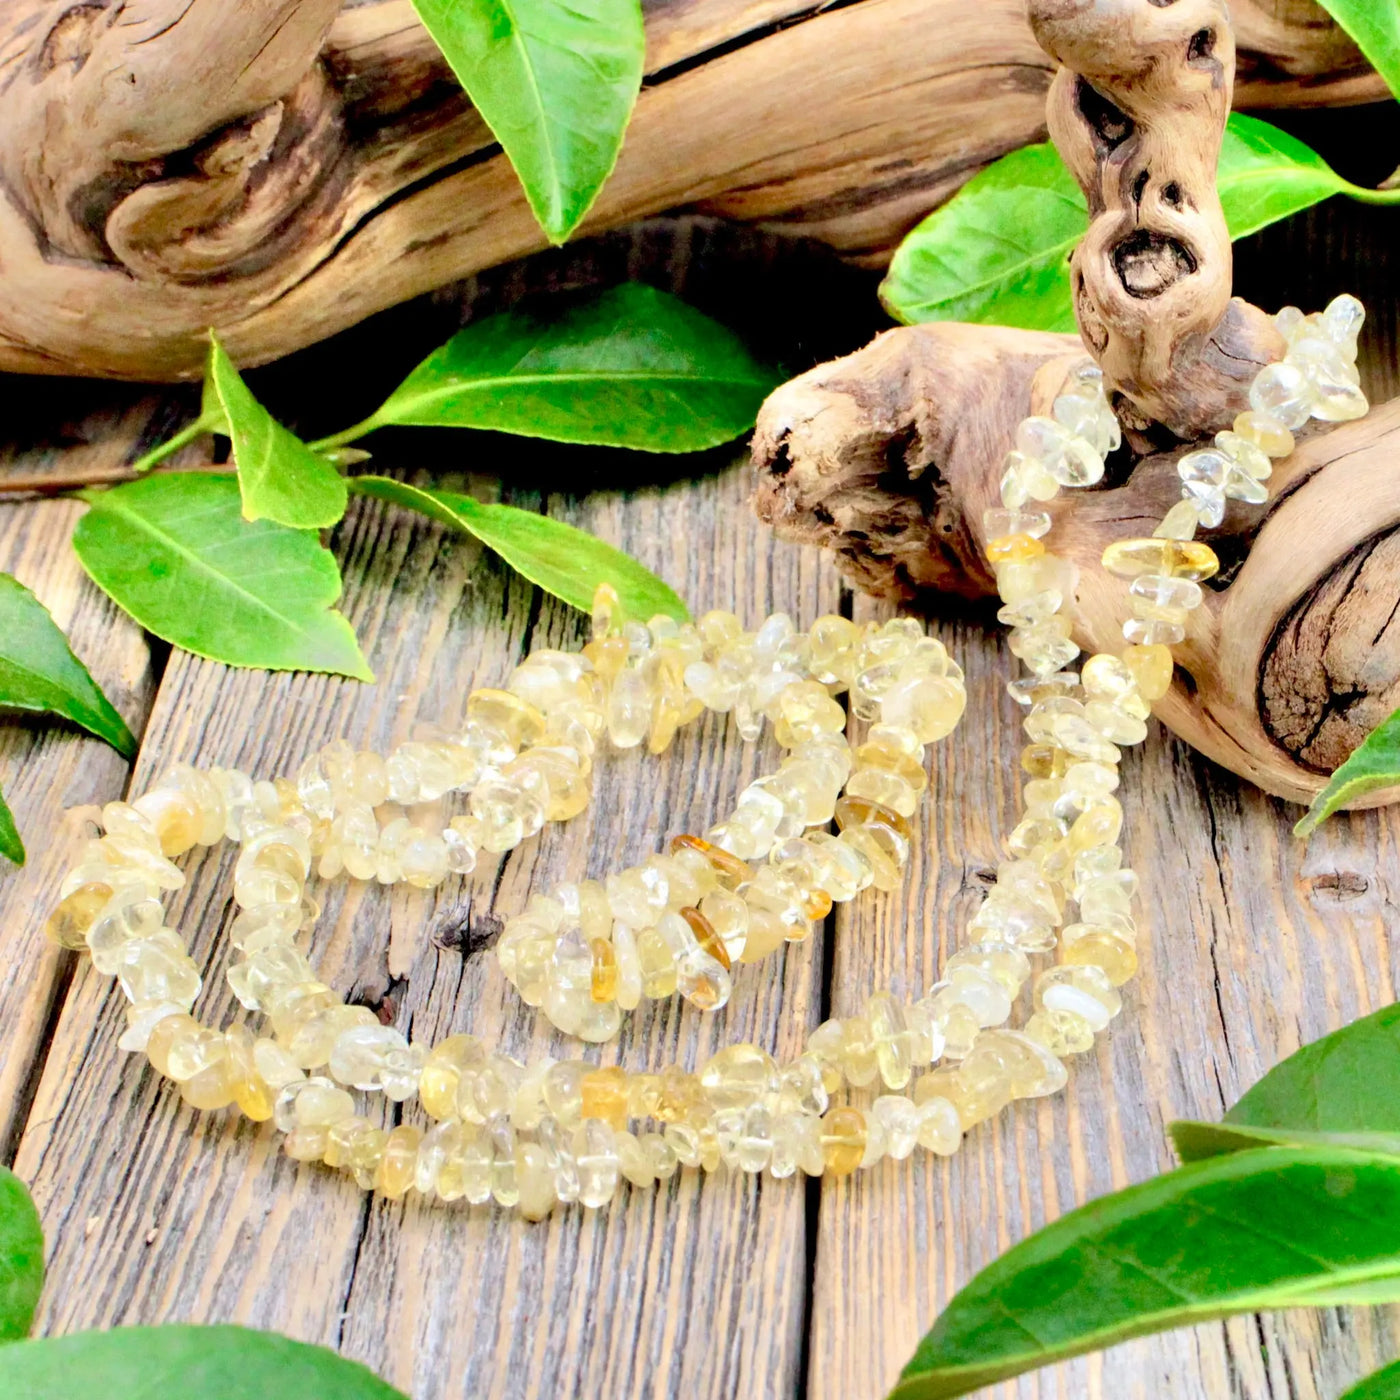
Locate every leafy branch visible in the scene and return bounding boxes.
[77,284,774,686]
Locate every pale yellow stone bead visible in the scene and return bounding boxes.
[880,673,965,744]
[506,746,590,822]
[574,1119,621,1207]
[914,1094,963,1155]
[376,1125,423,1199]
[1102,538,1219,582]
[46,880,114,950]
[834,823,903,893]
[515,1142,557,1220]
[819,1106,867,1177]
[1069,799,1123,852]
[146,1013,200,1077]
[610,922,644,1010]
[580,1065,629,1130]
[972,1028,1068,1099]
[227,1024,278,1122]
[132,787,203,858]
[1034,964,1122,1032]
[1233,409,1295,459]
[1061,922,1139,985]
[1121,643,1173,701]
[181,1056,238,1111]
[591,581,622,640]
[159,1023,226,1085]
[1153,499,1203,541]
[701,1044,778,1111]
[635,927,678,998]
[771,680,846,747]
[1024,1007,1096,1056]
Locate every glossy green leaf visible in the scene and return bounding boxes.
[6,1324,406,1397]
[1340,1358,1400,1400]
[208,334,347,530]
[0,1167,43,1340]
[0,574,135,757]
[1296,706,1400,835]
[337,284,778,453]
[350,476,688,622]
[881,114,1400,331]
[1316,0,1400,103]
[0,787,23,866]
[1171,1120,1400,1164]
[878,142,1085,332]
[1218,112,1400,238]
[409,0,643,243]
[893,1147,1400,1400]
[73,474,372,681]
[1231,1000,1400,1136]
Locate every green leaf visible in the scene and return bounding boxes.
[1173,1001,1400,1159]
[0,574,135,757]
[409,0,643,243]
[1171,1120,1400,1164]
[207,334,347,530]
[1230,1000,1400,1135]
[339,284,778,453]
[893,1147,1400,1400]
[0,1167,43,1340]
[878,142,1085,332]
[1315,0,1400,103]
[6,1324,406,1397]
[1296,706,1400,836]
[349,476,688,622]
[1339,1359,1400,1400]
[73,474,373,681]
[0,787,23,867]
[881,114,1400,331]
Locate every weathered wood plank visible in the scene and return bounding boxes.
[810,597,1400,1400]
[14,456,839,1399]
[809,193,1400,1400]
[0,394,159,1156]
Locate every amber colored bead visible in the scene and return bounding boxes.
[819,1106,867,1177]
[679,905,731,971]
[589,937,618,1003]
[1121,644,1173,702]
[375,1125,423,1199]
[1101,538,1219,582]
[581,1065,630,1131]
[1020,744,1068,780]
[669,834,752,890]
[834,795,911,842]
[985,533,1046,565]
[47,881,114,950]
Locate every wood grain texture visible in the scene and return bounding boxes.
[12,459,839,1399]
[0,181,1397,1400]
[0,403,157,1158]
[0,0,1384,380]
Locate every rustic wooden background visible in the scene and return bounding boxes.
[1,103,1398,1400]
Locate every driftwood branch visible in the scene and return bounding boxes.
[0,0,1387,381]
[753,0,1400,806]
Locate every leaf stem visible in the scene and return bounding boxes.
[130,408,223,473]
[307,414,385,453]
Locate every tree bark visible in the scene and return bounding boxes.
[753,0,1400,807]
[0,0,1386,382]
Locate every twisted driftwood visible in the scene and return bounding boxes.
[753,0,1400,806]
[0,0,1386,382]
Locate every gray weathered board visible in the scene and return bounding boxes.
[1,195,1398,1400]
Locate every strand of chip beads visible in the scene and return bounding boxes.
[40,295,1367,1220]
